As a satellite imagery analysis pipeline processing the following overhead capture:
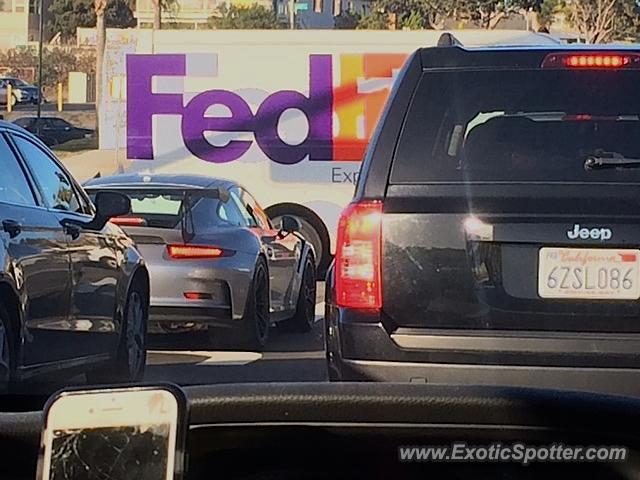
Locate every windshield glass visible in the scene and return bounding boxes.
[6,0,640,441]
[131,195,182,215]
[392,70,640,183]
[88,189,233,229]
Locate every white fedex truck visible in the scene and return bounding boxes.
[101,29,559,272]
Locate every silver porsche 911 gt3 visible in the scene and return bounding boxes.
[85,174,316,351]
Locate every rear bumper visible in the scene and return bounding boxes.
[326,310,640,397]
[335,358,640,397]
[142,250,255,321]
[149,305,232,326]
[324,257,640,395]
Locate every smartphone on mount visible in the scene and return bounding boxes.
[37,385,187,480]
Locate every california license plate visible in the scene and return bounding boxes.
[538,248,640,300]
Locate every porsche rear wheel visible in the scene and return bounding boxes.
[278,254,316,333]
[210,258,270,351]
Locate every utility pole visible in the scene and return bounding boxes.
[289,0,295,29]
[36,0,44,123]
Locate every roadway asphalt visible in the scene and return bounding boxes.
[12,279,327,400]
[144,282,328,385]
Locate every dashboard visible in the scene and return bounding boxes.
[2,383,640,479]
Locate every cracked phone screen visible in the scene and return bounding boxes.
[49,424,170,480]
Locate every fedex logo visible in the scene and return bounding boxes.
[126,52,407,164]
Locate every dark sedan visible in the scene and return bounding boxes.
[12,117,94,147]
[0,121,149,389]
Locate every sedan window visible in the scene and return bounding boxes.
[210,198,246,227]
[12,136,83,213]
[13,118,32,129]
[0,134,36,206]
[50,118,71,129]
[229,190,258,227]
[241,189,272,229]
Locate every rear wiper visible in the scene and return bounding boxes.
[584,151,640,170]
[178,188,230,243]
[180,192,195,244]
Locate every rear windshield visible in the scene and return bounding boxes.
[90,190,238,229]
[390,69,640,184]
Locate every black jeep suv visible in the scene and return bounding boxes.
[325,44,640,396]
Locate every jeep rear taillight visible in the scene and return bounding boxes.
[335,201,382,309]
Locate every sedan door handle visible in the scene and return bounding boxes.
[2,219,21,238]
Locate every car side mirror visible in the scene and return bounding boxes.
[86,191,131,230]
[279,215,301,234]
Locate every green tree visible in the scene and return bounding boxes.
[0,47,95,88]
[617,0,640,40]
[333,10,361,29]
[208,3,286,29]
[463,0,507,28]
[402,10,427,29]
[357,8,390,29]
[558,0,640,43]
[448,0,558,30]
[457,0,534,29]
[47,0,135,43]
[357,0,457,30]
[151,0,178,30]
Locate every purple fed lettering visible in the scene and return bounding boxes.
[126,54,186,160]
[126,53,334,164]
[182,90,254,163]
[254,55,333,165]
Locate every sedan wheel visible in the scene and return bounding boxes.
[0,318,10,385]
[87,283,147,384]
[125,291,146,380]
[0,305,14,391]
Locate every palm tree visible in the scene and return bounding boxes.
[152,0,162,29]
[94,0,106,135]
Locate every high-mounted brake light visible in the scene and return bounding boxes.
[167,244,229,259]
[542,53,640,69]
[110,217,147,226]
[335,201,382,309]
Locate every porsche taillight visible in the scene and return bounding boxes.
[166,244,231,259]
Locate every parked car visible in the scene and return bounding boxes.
[84,174,317,351]
[325,44,640,397]
[0,77,43,105]
[12,117,94,147]
[0,120,149,389]
[0,81,14,108]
